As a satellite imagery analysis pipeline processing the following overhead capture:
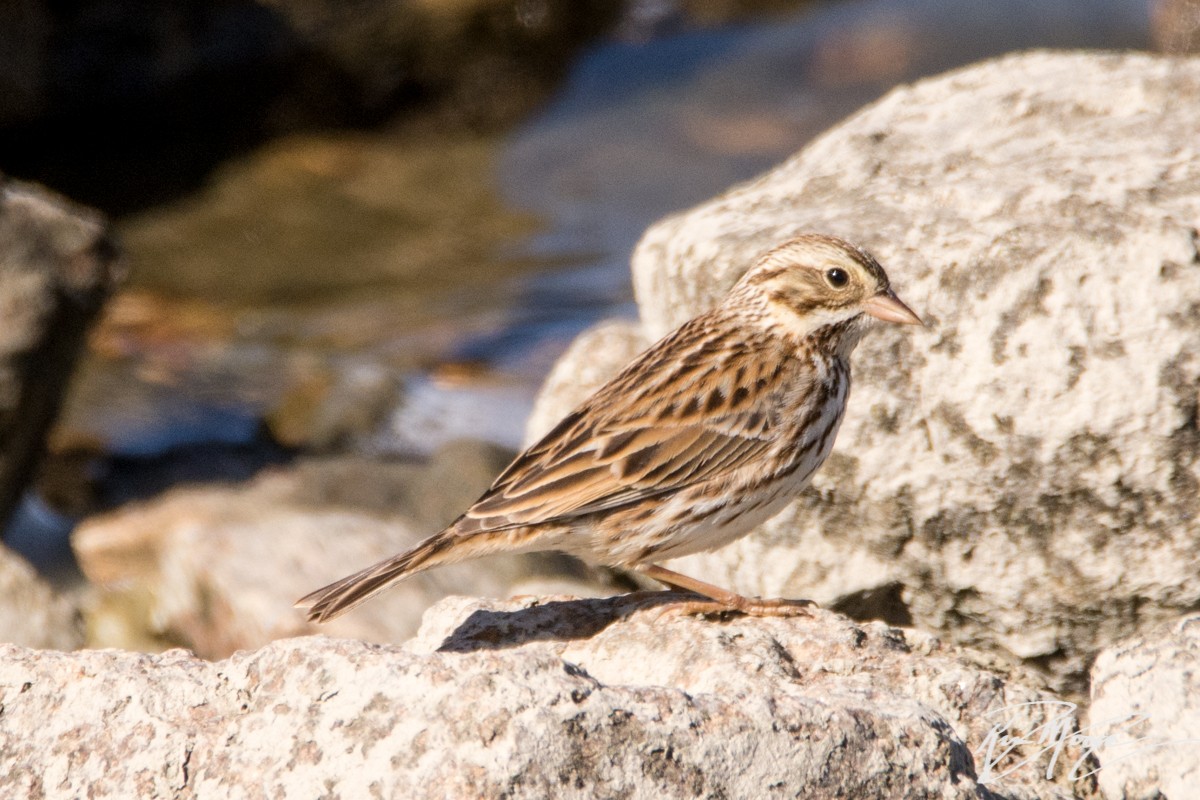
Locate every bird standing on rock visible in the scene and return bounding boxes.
[299,234,923,622]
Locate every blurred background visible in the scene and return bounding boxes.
[0,0,1189,584]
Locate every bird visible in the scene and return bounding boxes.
[298,234,923,622]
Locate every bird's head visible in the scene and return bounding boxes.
[733,234,923,350]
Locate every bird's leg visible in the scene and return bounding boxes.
[636,564,814,618]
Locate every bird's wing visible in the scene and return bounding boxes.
[455,320,806,534]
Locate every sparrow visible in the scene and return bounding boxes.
[299,234,922,621]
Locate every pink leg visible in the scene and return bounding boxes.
[637,564,814,618]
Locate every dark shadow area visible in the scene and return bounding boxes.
[0,2,293,215]
[436,590,715,652]
[830,581,914,627]
[0,0,625,216]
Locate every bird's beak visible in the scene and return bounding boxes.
[863,289,924,326]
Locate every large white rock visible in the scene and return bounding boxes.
[1088,615,1200,800]
[0,596,1088,799]
[528,50,1200,694]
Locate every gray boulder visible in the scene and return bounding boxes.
[0,596,1088,799]
[0,178,121,536]
[529,50,1200,695]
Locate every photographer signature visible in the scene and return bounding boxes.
[976,700,1200,784]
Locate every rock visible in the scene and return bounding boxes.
[0,545,81,650]
[0,596,1091,799]
[531,51,1200,695]
[72,451,609,657]
[408,438,520,530]
[1088,615,1200,799]
[264,355,398,450]
[0,178,121,537]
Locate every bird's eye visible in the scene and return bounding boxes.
[825,268,849,288]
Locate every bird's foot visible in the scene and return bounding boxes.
[633,564,815,620]
[725,595,816,617]
[647,593,815,621]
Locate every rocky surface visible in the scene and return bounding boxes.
[1088,615,1200,800]
[0,545,81,650]
[0,178,122,536]
[530,50,1200,696]
[72,447,611,657]
[0,596,1092,799]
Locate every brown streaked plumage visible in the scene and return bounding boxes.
[298,234,923,622]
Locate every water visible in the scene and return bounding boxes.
[502,0,1148,279]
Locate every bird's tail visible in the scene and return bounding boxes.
[296,528,461,623]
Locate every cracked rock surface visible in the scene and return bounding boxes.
[0,595,1090,799]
